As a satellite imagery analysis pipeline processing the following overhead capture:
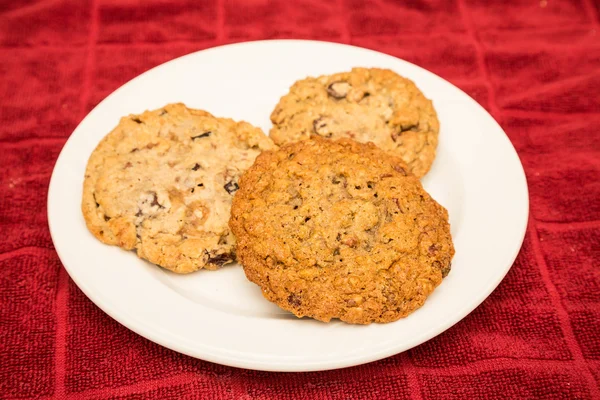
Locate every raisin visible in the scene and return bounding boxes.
[287,293,302,307]
[224,181,239,194]
[191,131,211,140]
[207,252,234,267]
[312,117,332,137]
[392,124,419,142]
[93,193,100,208]
[401,123,419,132]
[326,81,351,99]
[150,192,160,207]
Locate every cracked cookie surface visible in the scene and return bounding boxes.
[270,68,439,178]
[82,103,275,273]
[229,137,454,324]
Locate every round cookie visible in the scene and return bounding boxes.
[230,137,454,324]
[82,103,275,273]
[270,67,440,178]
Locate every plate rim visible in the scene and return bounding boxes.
[48,39,529,372]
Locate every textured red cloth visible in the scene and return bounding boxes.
[1,0,599,398]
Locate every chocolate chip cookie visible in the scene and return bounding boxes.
[229,137,454,324]
[270,68,440,178]
[82,103,275,273]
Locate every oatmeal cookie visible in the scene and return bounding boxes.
[270,68,439,178]
[82,103,275,273]
[229,137,454,324]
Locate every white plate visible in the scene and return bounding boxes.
[48,40,528,372]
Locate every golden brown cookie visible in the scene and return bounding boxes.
[270,68,439,178]
[230,137,454,324]
[82,103,275,273]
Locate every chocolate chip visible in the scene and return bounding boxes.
[130,148,139,153]
[224,181,239,194]
[313,117,332,137]
[159,110,168,116]
[333,248,340,256]
[191,131,211,140]
[393,165,407,176]
[135,209,143,217]
[131,117,142,124]
[197,183,204,187]
[124,162,132,169]
[207,252,234,267]
[287,293,302,307]
[104,215,111,222]
[191,163,201,171]
[326,81,351,99]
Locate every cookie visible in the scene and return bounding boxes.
[270,68,440,178]
[229,137,454,324]
[82,103,275,273]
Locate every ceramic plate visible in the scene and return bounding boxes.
[48,40,528,372]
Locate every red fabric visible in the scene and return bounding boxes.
[1,0,599,398]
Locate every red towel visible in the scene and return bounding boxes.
[1,0,599,398]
